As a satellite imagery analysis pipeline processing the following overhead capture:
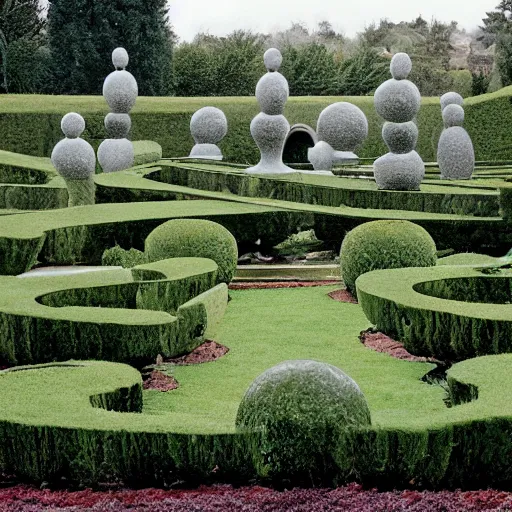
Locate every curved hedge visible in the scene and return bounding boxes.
[3,88,512,162]
[146,219,238,284]
[356,265,512,360]
[0,258,228,366]
[340,220,437,293]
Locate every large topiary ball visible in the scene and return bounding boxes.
[236,359,371,484]
[145,219,238,284]
[340,220,437,294]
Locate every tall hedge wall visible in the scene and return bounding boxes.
[1,88,512,163]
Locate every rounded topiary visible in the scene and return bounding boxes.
[442,104,464,128]
[374,79,421,123]
[316,102,368,152]
[390,52,412,80]
[382,121,418,154]
[340,220,437,293]
[236,360,371,483]
[145,219,238,283]
[440,91,463,111]
[190,107,228,145]
[255,71,289,115]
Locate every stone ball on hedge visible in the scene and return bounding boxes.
[97,138,134,173]
[442,104,464,128]
[112,47,129,70]
[382,121,418,154]
[373,151,425,191]
[374,79,421,123]
[256,72,289,115]
[105,113,131,139]
[61,112,85,139]
[190,107,228,144]
[103,70,138,113]
[264,48,282,72]
[340,220,437,294]
[51,138,96,180]
[390,52,412,80]
[145,219,238,284]
[440,91,463,111]
[236,359,371,480]
[316,102,368,152]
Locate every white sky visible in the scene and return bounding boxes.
[168,0,495,42]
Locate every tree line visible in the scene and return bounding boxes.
[0,0,508,97]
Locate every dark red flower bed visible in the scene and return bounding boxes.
[1,483,512,511]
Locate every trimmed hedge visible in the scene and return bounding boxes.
[340,220,437,293]
[2,88,512,162]
[133,141,163,166]
[356,265,512,360]
[0,258,228,365]
[146,219,238,284]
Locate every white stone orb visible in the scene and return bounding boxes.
[112,47,129,70]
[390,53,412,80]
[51,138,96,180]
[190,107,228,144]
[373,151,425,190]
[103,70,138,113]
[440,91,463,111]
[374,79,421,123]
[382,121,418,154]
[442,104,465,128]
[264,48,283,72]
[61,112,85,139]
[317,102,368,152]
[255,72,289,115]
[105,113,131,139]
[97,138,134,173]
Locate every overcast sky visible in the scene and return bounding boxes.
[168,0,495,42]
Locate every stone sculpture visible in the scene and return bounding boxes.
[437,102,475,180]
[51,113,96,207]
[246,48,295,174]
[308,102,368,173]
[189,107,228,160]
[98,48,137,173]
[373,53,425,190]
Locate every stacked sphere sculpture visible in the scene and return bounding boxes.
[246,49,295,174]
[98,48,138,173]
[373,53,425,190]
[189,107,228,160]
[437,93,474,180]
[51,113,96,207]
[308,102,368,173]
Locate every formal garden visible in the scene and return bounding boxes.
[4,2,512,507]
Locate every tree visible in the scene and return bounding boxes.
[481,1,512,86]
[47,0,176,95]
[0,0,45,92]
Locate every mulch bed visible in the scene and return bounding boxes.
[1,483,512,511]
[229,280,339,290]
[328,288,358,304]
[166,340,228,365]
[142,371,179,392]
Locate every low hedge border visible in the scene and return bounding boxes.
[356,265,512,360]
[0,258,228,366]
[3,354,512,489]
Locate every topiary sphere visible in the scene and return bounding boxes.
[97,138,134,173]
[190,107,228,144]
[264,48,282,72]
[442,104,464,128]
[390,52,412,80]
[105,113,131,139]
[382,121,418,154]
[440,91,463,111]
[316,102,368,152]
[340,220,437,294]
[373,151,425,190]
[374,79,421,123]
[145,219,238,284]
[112,47,129,70]
[103,70,138,113]
[256,72,289,115]
[236,360,371,482]
[61,112,85,138]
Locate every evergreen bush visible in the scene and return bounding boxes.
[102,245,146,268]
[340,220,437,293]
[145,219,238,284]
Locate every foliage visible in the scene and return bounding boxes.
[340,220,437,293]
[102,245,147,268]
[145,219,238,284]
[47,0,175,95]
[0,0,46,93]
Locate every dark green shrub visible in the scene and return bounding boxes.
[340,220,437,293]
[102,245,146,268]
[236,359,371,485]
[145,219,238,283]
[132,141,163,166]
